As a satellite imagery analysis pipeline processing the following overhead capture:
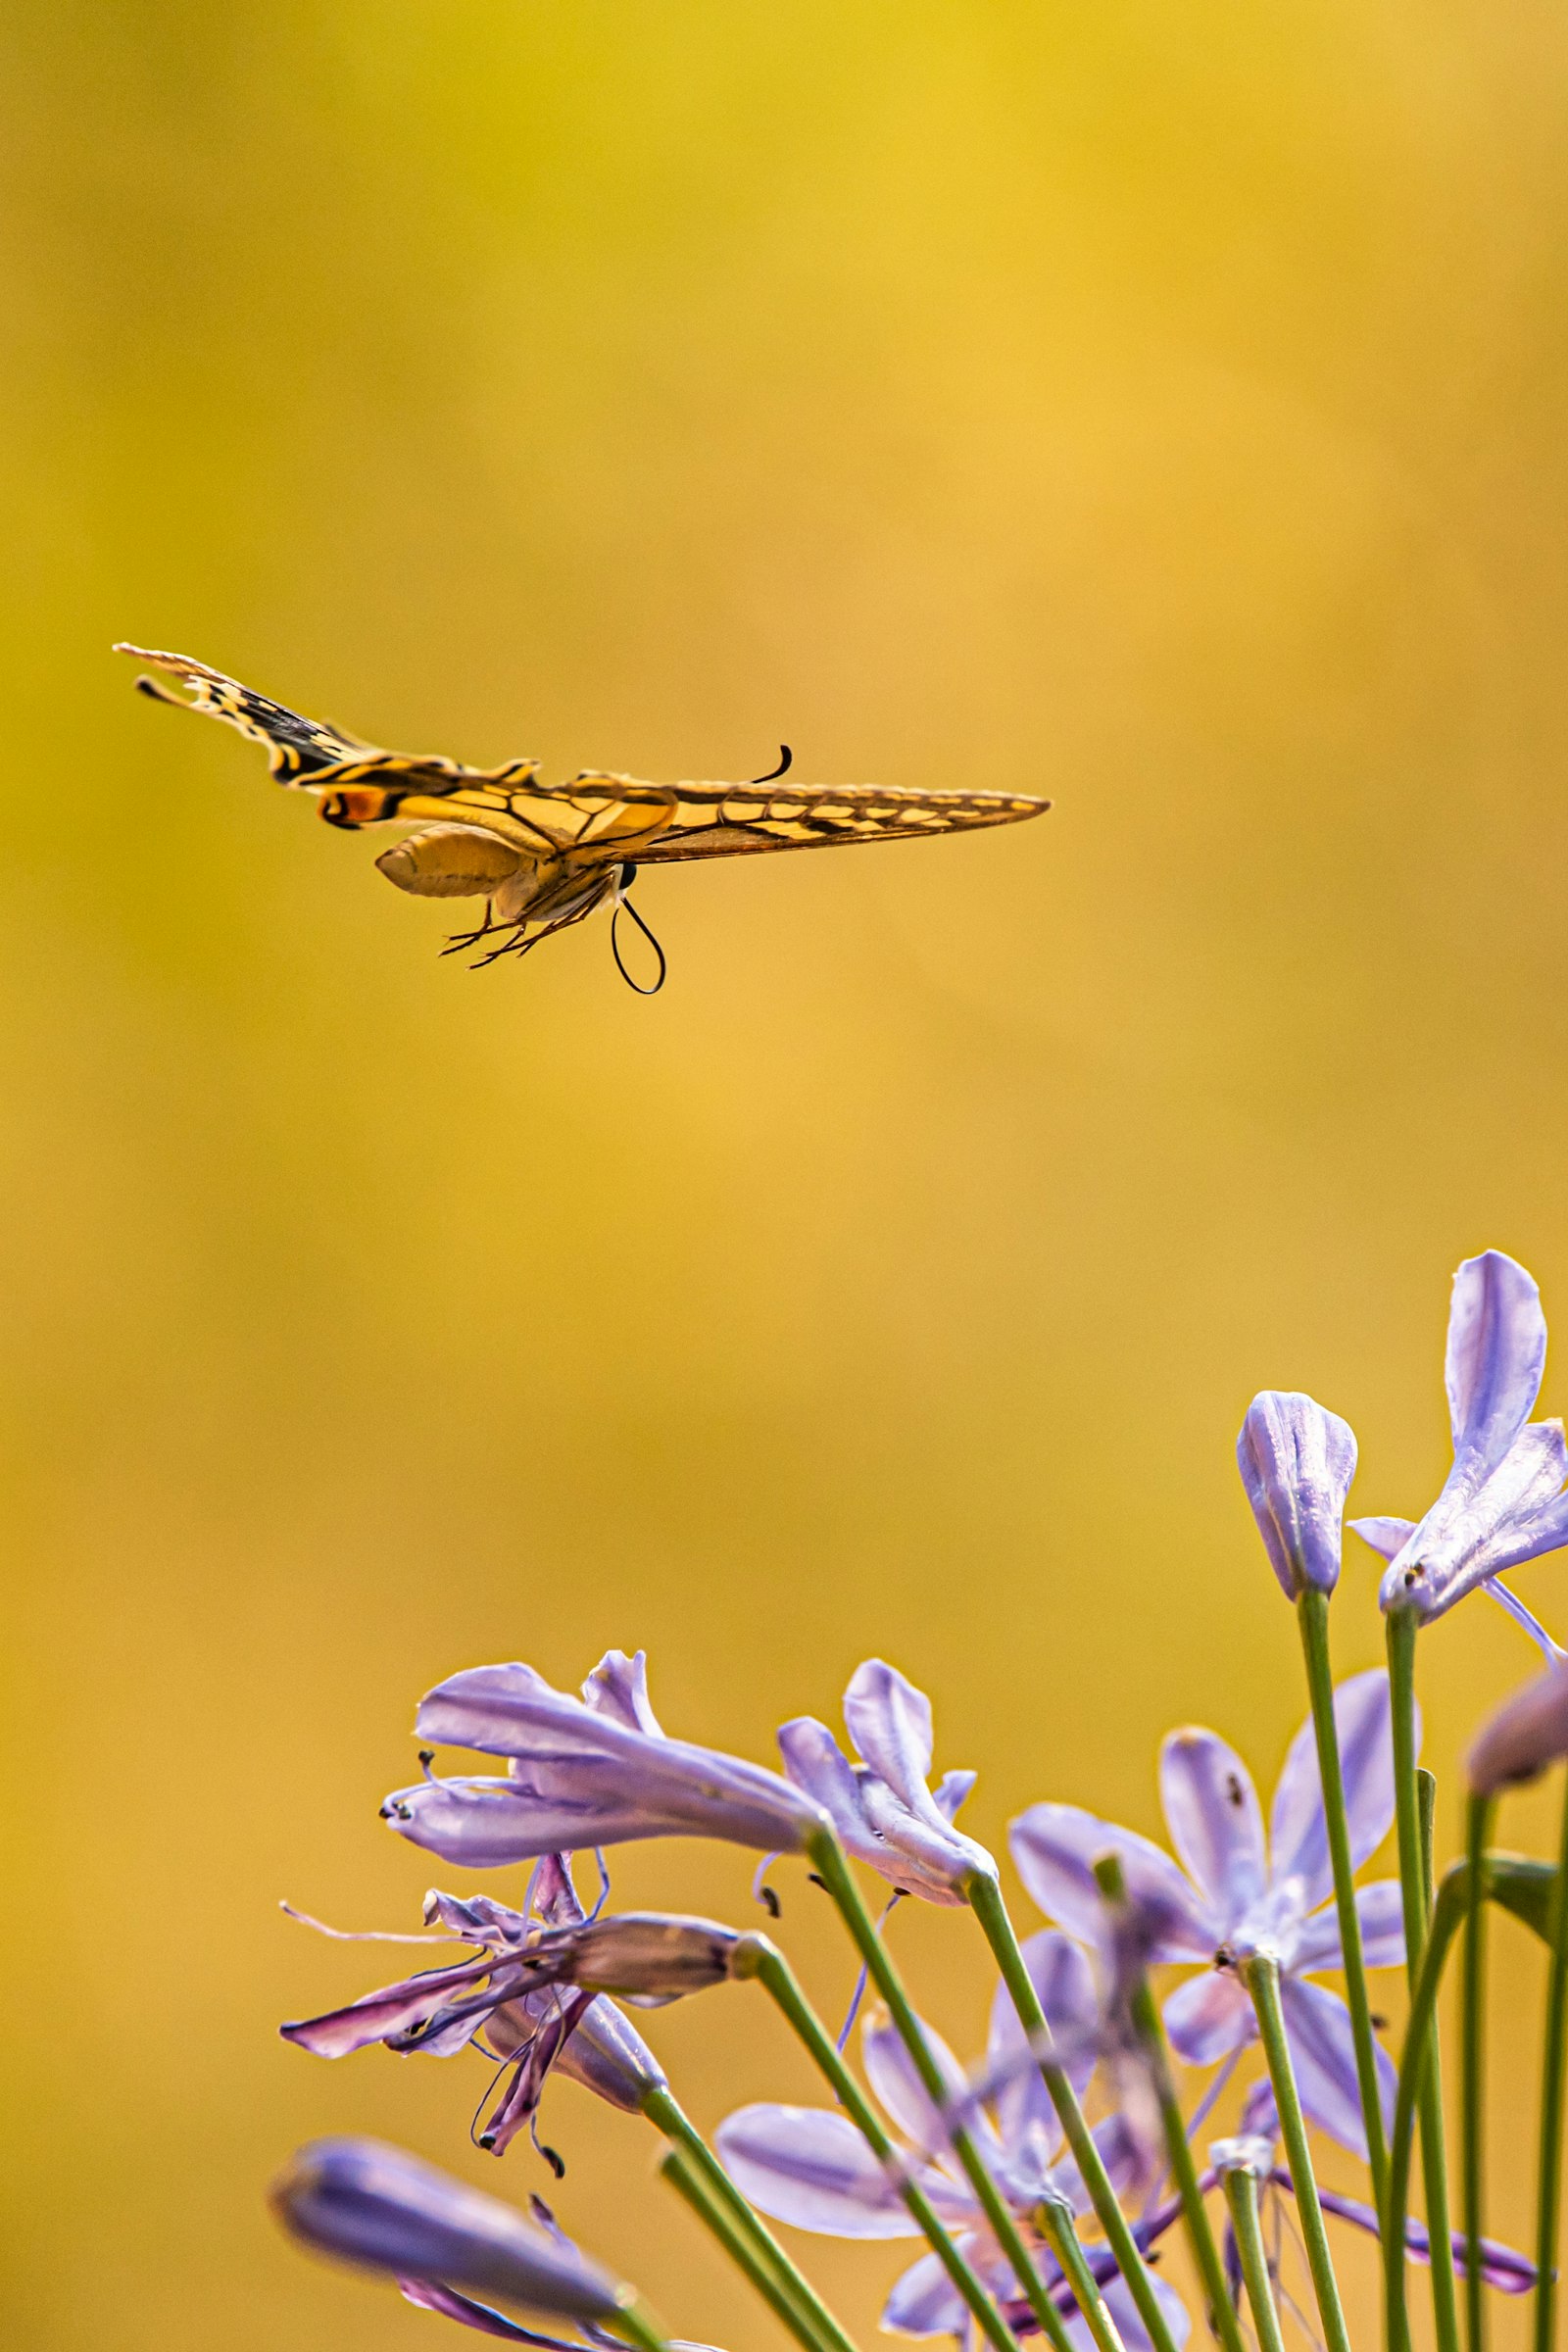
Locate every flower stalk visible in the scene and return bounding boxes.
[642,2083,856,2352]
[1461,1790,1493,2352]
[1220,2162,1288,2352]
[1298,1586,1391,2211]
[1241,1953,1352,2352]
[801,1838,1081,2352]
[963,1867,1181,2352]
[659,2146,845,2352]
[1387,1606,1462,2352]
[1534,1773,1568,2352]
[1090,1853,1246,2352]
[1033,2193,1128,2352]
[728,1931,1024,2352]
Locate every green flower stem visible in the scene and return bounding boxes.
[1034,2195,1128,2352]
[609,2298,675,2352]
[1461,1791,1494,2352]
[1221,2164,1288,2352]
[1241,1951,1352,2352]
[1387,1864,1469,2352]
[1298,1587,1391,2213]
[1090,1854,1247,2352]
[730,1932,1024,2352]
[642,2083,856,2352]
[802,1838,1078,2352]
[1387,1607,1461,2352]
[964,1868,1181,2352]
[1533,1773,1568,2352]
[658,2146,840,2352]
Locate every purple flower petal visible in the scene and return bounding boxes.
[933,1769,978,1823]
[861,2005,988,2163]
[779,1702,993,1905]
[1237,1392,1357,1600]
[580,1649,664,1735]
[1483,1579,1567,1663]
[987,1929,1099,2134]
[1446,1252,1546,1482]
[395,1663,822,1859]
[1158,1730,1266,1930]
[1350,1516,1415,1561]
[712,2105,930,2237]
[1294,1880,1404,1975]
[280,1955,502,2059]
[1092,2277,1191,2352]
[1162,1970,1252,2068]
[1009,1803,1215,1962]
[1269,1671,1400,1913]
[842,1661,936,1809]
[398,2278,578,2344]
[1278,1977,1395,2157]
[551,1995,666,2113]
[1279,2176,1535,2293]
[881,2245,978,2337]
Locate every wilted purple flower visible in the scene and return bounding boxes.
[383,1650,827,1868]
[1468,1663,1568,1794]
[1237,1392,1357,1600]
[1010,1672,1405,2159]
[281,1857,669,2154]
[715,1935,1187,2349]
[1349,1251,1568,1639]
[271,2136,624,2325]
[777,1660,995,1903]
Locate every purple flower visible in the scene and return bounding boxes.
[1237,1393,1357,1599]
[1009,1672,1405,2159]
[715,1935,1187,2349]
[383,1650,826,1867]
[270,2136,624,2326]
[1467,1663,1568,1794]
[777,1660,995,1904]
[281,1857,669,2154]
[1349,1251,1568,1640]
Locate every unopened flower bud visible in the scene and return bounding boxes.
[270,2137,622,2323]
[1467,1665,1568,1795]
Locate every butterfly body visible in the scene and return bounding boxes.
[117,645,1051,987]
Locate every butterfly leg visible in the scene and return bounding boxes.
[440,901,509,956]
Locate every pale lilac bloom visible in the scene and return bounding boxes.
[715,1933,1187,2349]
[777,1660,996,1903]
[383,1649,827,1867]
[1237,1392,1357,1599]
[281,1857,668,2154]
[1348,1251,1568,1643]
[271,2136,623,2326]
[1010,1673,1405,2158]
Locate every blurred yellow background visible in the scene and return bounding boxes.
[6,4,1568,2346]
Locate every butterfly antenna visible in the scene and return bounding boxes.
[611,897,667,995]
[133,673,189,710]
[749,744,792,784]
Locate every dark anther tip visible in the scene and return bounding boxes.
[759,1885,781,1920]
[418,1749,434,1767]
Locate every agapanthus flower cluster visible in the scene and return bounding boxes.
[273,1250,1568,2352]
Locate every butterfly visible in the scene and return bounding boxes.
[117,645,1051,992]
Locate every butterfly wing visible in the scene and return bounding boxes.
[116,645,542,796]
[606,773,1053,862]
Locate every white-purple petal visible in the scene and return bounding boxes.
[1237,1392,1357,1599]
[1161,1969,1252,2068]
[580,1649,664,1735]
[1093,2275,1191,2352]
[1158,1730,1266,1930]
[843,1661,936,1810]
[861,2006,989,2164]
[1278,1976,1395,2158]
[987,1929,1099,2137]
[881,2244,978,2336]
[1269,1670,1399,1913]
[1350,1516,1415,1561]
[1008,1804,1215,1962]
[1293,1880,1404,1975]
[1446,1252,1546,1482]
[712,2105,925,2238]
